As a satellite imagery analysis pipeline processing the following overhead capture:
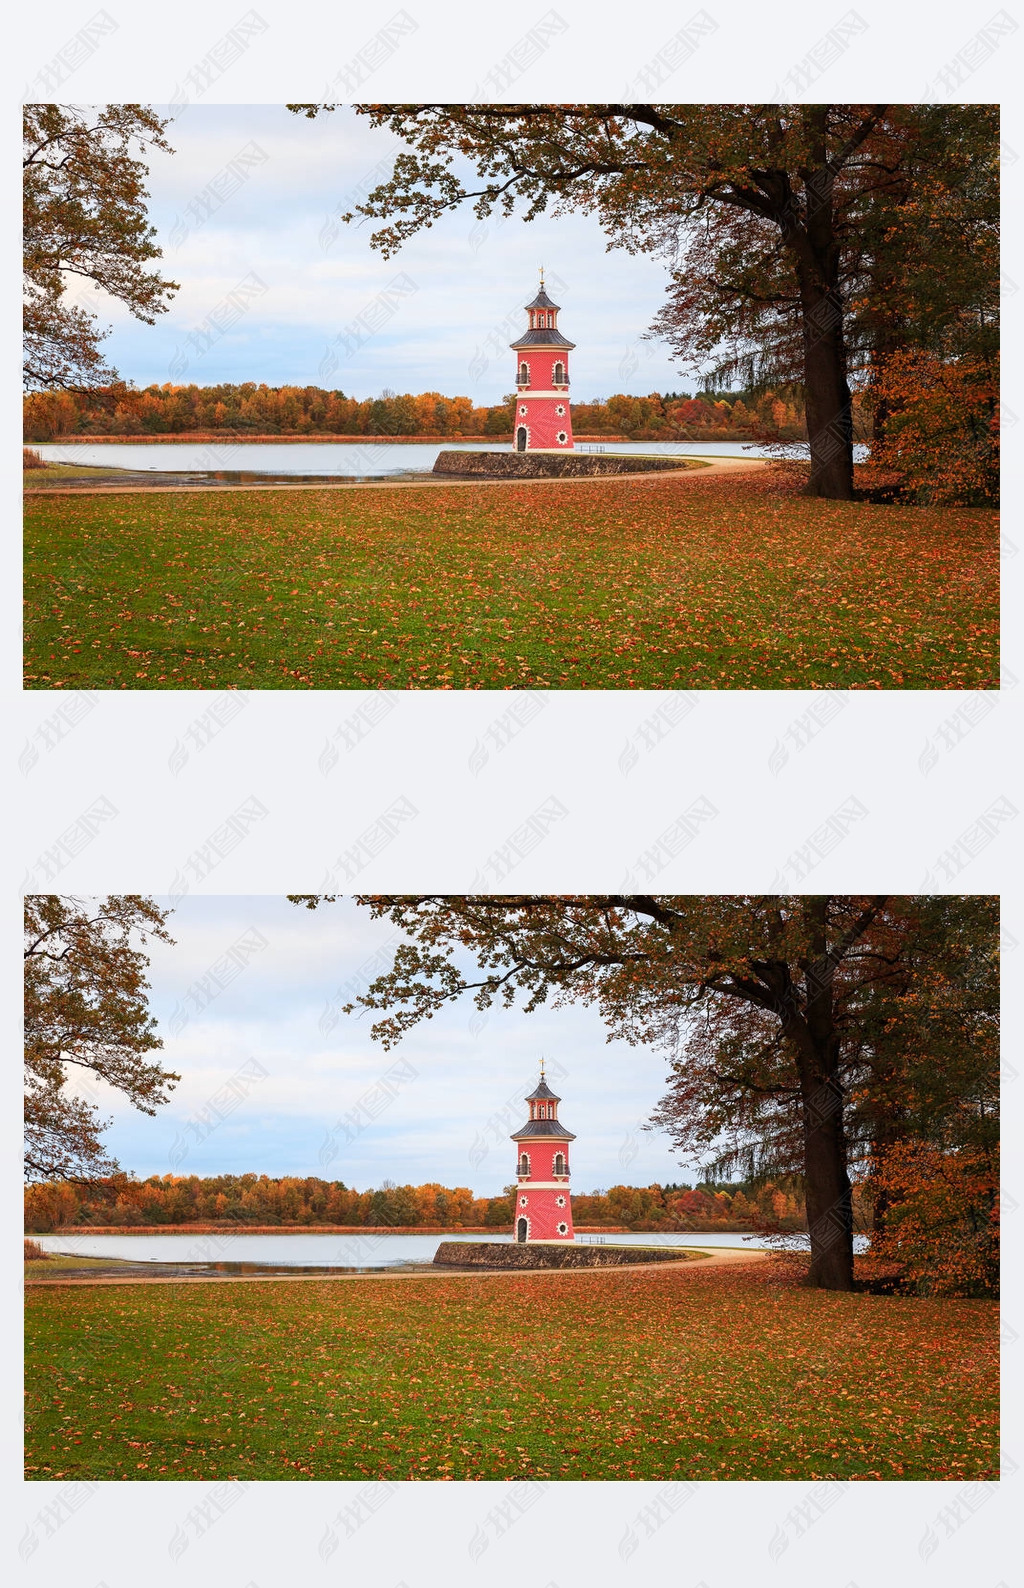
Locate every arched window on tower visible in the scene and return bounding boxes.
[519,362,529,387]
[553,361,565,386]
[554,1152,566,1177]
[519,1153,530,1176]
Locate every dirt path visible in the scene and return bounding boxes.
[26,1245,770,1288]
[25,455,769,497]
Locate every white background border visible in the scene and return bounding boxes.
[7,2,1021,1583]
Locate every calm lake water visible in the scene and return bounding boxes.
[36,1229,782,1269]
[35,439,784,478]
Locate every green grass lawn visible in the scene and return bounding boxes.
[25,1261,998,1481]
[23,471,998,688]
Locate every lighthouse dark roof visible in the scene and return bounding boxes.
[525,287,559,310]
[526,1078,558,1101]
[510,1119,576,1141]
[510,328,576,350]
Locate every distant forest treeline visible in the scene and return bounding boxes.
[23,382,815,443]
[24,1172,824,1233]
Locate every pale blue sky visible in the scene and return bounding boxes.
[88,895,695,1195]
[83,104,697,401]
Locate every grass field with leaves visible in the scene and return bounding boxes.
[25,1260,998,1481]
[24,471,998,689]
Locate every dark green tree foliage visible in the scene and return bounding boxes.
[648,897,999,1292]
[651,111,997,382]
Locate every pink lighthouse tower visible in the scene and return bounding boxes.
[510,1060,576,1242]
[509,270,575,452]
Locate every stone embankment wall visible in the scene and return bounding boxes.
[432,450,697,479]
[433,1241,700,1269]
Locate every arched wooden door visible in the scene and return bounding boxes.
[516,1217,528,1242]
[516,427,527,452]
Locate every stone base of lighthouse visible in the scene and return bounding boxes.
[433,1241,698,1270]
[432,450,693,479]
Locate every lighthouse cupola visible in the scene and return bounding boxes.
[509,1061,576,1242]
[509,270,576,453]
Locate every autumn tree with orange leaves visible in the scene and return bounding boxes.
[289,894,997,1296]
[24,895,179,1182]
[289,103,997,503]
[289,895,863,1292]
[23,105,178,390]
[867,352,998,506]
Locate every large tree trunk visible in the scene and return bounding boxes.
[795,261,854,501]
[798,1068,854,1289]
[789,895,855,1289]
[788,130,855,501]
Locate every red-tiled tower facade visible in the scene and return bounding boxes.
[509,272,575,452]
[510,1063,575,1242]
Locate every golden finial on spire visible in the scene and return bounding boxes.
[539,1055,546,1078]
[539,265,545,289]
